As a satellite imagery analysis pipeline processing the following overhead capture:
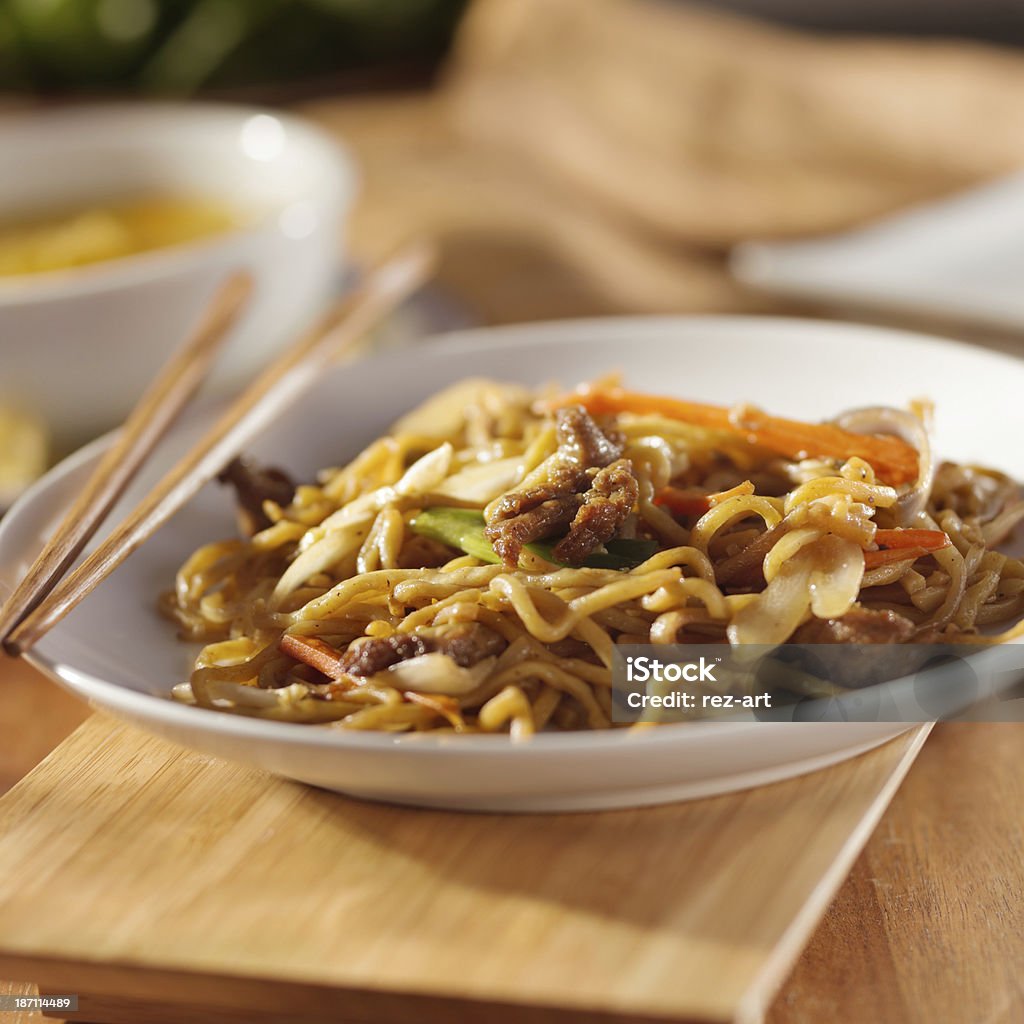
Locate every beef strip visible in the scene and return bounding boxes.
[335,633,433,676]
[487,485,582,526]
[553,459,639,564]
[218,457,295,536]
[486,405,623,526]
[484,405,636,567]
[435,623,508,668]
[789,607,919,689]
[280,623,507,682]
[555,404,623,468]
[792,607,916,645]
[714,517,790,588]
[485,495,582,566]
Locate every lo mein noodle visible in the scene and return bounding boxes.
[162,378,1024,735]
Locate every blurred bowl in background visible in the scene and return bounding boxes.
[0,102,357,452]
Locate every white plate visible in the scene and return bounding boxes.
[732,172,1024,334]
[3,316,1022,812]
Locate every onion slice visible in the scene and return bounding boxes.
[833,406,934,524]
[809,536,864,619]
[382,653,497,695]
[727,549,814,646]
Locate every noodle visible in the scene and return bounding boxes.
[161,378,1024,734]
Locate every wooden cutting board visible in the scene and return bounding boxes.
[0,715,929,1024]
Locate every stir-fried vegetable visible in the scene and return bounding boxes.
[279,634,348,680]
[654,480,755,517]
[863,527,951,568]
[873,528,951,551]
[863,547,932,569]
[547,385,920,486]
[410,507,657,570]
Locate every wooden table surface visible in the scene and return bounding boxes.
[2,660,1021,1023]
[0,705,933,1024]
[2,90,1023,1022]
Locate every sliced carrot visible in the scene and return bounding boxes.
[864,547,930,569]
[280,633,347,680]
[655,480,755,517]
[863,528,950,569]
[547,386,919,486]
[874,528,951,551]
[655,487,710,516]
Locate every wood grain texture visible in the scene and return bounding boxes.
[0,661,85,1023]
[0,715,927,1024]
[0,659,88,795]
[0,979,47,1024]
[768,723,1024,1024]
[4,674,1022,1024]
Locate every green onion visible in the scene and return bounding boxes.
[409,507,658,571]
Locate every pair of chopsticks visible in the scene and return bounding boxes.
[0,241,435,658]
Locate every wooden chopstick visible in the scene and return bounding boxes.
[0,271,253,650]
[4,240,436,657]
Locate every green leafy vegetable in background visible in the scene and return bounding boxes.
[0,0,467,92]
[410,507,659,572]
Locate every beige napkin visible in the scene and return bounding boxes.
[304,0,1024,323]
[448,0,1024,246]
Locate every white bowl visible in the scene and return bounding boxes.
[6,315,1020,812]
[0,102,356,450]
